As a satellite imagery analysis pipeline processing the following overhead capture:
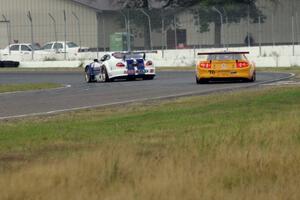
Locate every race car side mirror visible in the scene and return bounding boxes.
[94,59,99,62]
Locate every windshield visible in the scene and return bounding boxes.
[29,44,41,50]
[207,54,243,60]
[42,43,52,50]
[67,42,78,48]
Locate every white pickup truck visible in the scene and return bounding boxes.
[41,41,89,53]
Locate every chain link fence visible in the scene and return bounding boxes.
[0,0,299,60]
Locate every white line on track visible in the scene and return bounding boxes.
[262,80,300,86]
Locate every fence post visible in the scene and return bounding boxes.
[212,7,224,48]
[127,10,131,52]
[292,15,295,56]
[198,13,202,48]
[247,4,250,47]
[72,12,81,49]
[102,17,106,51]
[258,15,262,56]
[48,13,58,52]
[225,16,228,48]
[222,7,227,48]
[1,15,11,55]
[271,12,275,46]
[120,11,129,51]
[296,12,299,45]
[27,11,34,60]
[140,9,152,50]
[161,15,165,58]
[96,12,101,59]
[174,15,177,49]
[63,10,67,60]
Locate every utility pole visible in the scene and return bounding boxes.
[48,13,58,52]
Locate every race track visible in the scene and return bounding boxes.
[0,71,292,119]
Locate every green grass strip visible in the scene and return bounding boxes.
[0,83,62,93]
[0,86,299,155]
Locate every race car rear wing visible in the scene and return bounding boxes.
[130,50,158,54]
[113,50,158,55]
[197,51,249,55]
[113,50,158,60]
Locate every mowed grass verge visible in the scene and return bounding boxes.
[0,83,63,93]
[0,86,300,200]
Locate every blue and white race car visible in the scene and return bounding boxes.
[84,51,156,83]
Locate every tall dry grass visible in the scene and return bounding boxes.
[1,110,300,200]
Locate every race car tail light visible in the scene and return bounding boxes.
[236,61,249,68]
[116,62,125,67]
[199,62,211,69]
[146,60,153,67]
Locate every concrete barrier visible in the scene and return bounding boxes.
[20,61,83,68]
[1,45,300,68]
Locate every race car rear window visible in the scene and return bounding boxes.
[207,54,243,60]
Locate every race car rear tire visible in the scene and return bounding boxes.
[101,67,110,82]
[85,72,93,83]
[85,66,94,83]
[196,76,200,84]
[144,75,155,80]
[127,76,135,81]
[196,76,208,84]
[248,71,256,82]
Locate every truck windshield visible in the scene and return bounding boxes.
[67,42,78,48]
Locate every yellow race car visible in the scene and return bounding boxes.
[196,51,256,84]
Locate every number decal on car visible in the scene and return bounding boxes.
[208,70,215,74]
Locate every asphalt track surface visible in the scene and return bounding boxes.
[0,71,292,120]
